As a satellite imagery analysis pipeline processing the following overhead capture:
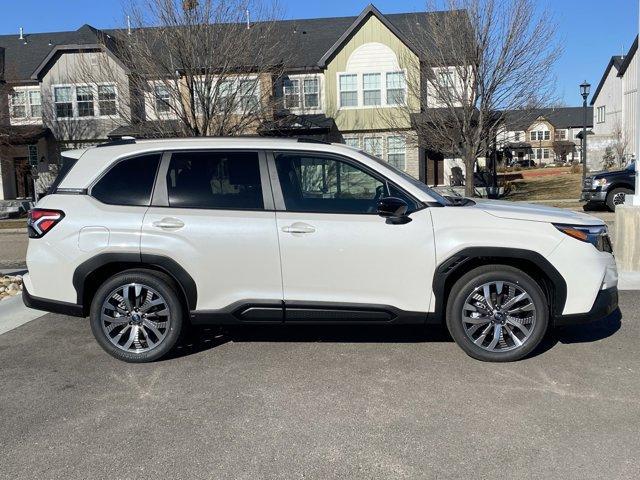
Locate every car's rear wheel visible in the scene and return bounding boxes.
[90,270,183,363]
[446,265,548,362]
[606,187,632,211]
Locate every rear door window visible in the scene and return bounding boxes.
[166,151,263,210]
[48,155,77,193]
[91,154,161,206]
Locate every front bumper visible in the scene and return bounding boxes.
[22,284,85,317]
[554,286,619,326]
[580,189,607,202]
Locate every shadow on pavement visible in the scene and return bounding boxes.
[530,308,622,358]
[167,324,454,360]
[166,309,622,361]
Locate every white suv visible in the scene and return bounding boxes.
[23,138,618,362]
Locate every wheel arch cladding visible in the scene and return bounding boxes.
[72,253,198,314]
[433,247,567,320]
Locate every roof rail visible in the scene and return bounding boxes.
[296,137,330,145]
[96,137,137,148]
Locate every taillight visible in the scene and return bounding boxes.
[27,209,65,238]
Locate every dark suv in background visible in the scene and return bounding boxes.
[581,162,636,211]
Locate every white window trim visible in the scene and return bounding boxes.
[337,69,407,110]
[191,74,261,116]
[51,83,119,120]
[283,74,323,113]
[8,86,42,122]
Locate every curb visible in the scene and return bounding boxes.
[618,271,640,291]
[0,294,46,336]
[0,228,27,234]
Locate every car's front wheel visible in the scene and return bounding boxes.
[90,270,183,363]
[446,265,548,362]
[606,187,632,211]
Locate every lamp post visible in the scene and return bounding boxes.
[580,80,591,184]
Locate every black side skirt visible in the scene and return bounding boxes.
[190,300,435,326]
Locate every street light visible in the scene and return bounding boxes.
[580,80,591,183]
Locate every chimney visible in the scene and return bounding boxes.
[127,16,132,35]
[246,9,250,29]
[19,27,24,40]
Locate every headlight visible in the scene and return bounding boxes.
[592,178,608,187]
[554,224,613,253]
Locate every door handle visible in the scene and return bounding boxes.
[282,222,316,234]
[152,217,185,230]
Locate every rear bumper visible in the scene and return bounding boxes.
[22,284,85,317]
[554,286,618,326]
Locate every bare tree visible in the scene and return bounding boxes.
[387,0,560,196]
[611,119,629,167]
[77,0,288,138]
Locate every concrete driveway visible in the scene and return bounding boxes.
[1,292,639,479]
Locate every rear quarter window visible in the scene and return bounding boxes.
[91,154,161,206]
[48,156,77,194]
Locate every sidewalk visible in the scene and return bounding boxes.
[0,294,46,335]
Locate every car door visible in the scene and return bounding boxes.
[270,150,436,318]
[141,150,283,314]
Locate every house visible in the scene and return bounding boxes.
[589,36,638,169]
[498,107,593,166]
[0,4,475,200]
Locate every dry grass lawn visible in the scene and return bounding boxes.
[505,167,582,202]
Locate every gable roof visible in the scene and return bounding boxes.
[0,24,110,83]
[0,6,463,81]
[590,55,624,105]
[317,4,420,67]
[618,35,638,77]
[503,107,593,131]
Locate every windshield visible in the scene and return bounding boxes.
[357,150,452,206]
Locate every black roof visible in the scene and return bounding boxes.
[618,35,638,77]
[0,24,106,83]
[0,6,461,82]
[590,55,624,105]
[503,107,593,131]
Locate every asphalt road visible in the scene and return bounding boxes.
[0,292,639,479]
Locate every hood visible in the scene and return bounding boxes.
[471,199,604,225]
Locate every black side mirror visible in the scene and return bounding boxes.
[377,197,411,224]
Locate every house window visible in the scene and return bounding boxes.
[283,79,300,109]
[596,106,606,123]
[555,129,567,140]
[76,86,95,117]
[363,73,381,106]
[530,130,549,141]
[343,136,360,149]
[239,80,259,112]
[28,145,38,166]
[339,74,358,107]
[386,72,405,105]
[363,136,383,158]
[54,86,73,118]
[154,84,171,113]
[514,132,521,142]
[98,85,117,116]
[9,91,27,118]
[387,136,406,169]
[217,80,233,112]
[303,78,319,108]
[29,91,42,118]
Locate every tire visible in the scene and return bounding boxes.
[606,187,632,211]
[445,265,548,362]
[90,269,184,363]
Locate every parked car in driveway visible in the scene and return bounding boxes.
[23,138,618,363]
[581,162,636,211]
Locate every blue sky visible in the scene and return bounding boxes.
[0,0,637,105]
